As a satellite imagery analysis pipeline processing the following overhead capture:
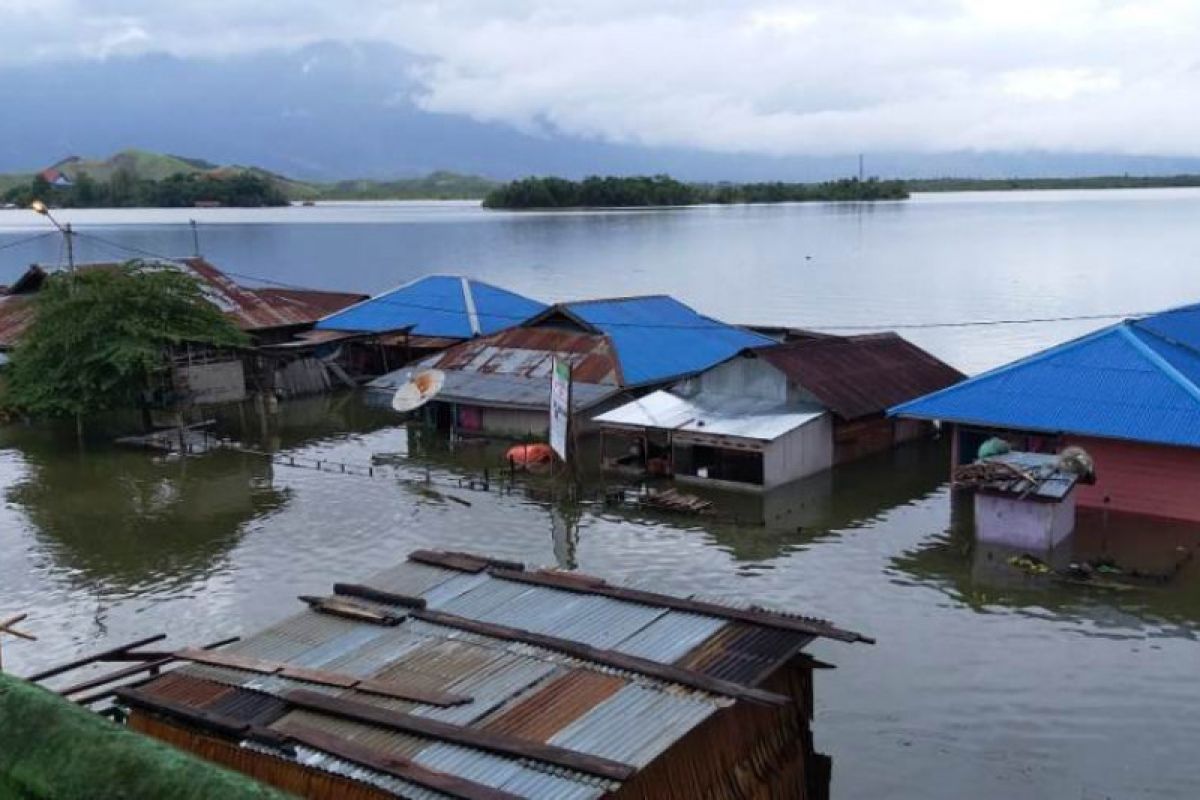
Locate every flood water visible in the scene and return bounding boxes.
[2,191,1200,799]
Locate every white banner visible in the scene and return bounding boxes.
[549,356,571,461]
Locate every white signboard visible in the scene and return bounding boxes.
[549,356,571,461]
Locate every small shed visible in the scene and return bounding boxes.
[958,452,1081,550]
[118,549,870,800]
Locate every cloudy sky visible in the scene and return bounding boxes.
[3,0,1199,159]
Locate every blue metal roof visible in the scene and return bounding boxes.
[891,317,1200,448]
[563,296,773,387]
[316,275,545,338]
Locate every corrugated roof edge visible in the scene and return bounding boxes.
[888,323,1124,419]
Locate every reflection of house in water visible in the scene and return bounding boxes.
[893,304,1200,522]
[369,295,772,439]
[4,432,288,588]
[597,333,962,491]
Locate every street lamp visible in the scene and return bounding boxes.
[29,199,75,274]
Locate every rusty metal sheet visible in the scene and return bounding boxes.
[482,669,626,743]
[675,622,811,685]
[428,327,620,386]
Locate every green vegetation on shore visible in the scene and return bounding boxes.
[4,170,289,209]
[906,174,1200,192]
[482,174,909,209]
[316,170,498,200]
[0,673,286,799]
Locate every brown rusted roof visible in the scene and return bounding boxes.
[427,326,621,386]
[757,332,965,421]
[0,259,366,347]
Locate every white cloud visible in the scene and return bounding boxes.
[3,0,1200,156]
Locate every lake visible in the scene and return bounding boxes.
[1,191,1199,799]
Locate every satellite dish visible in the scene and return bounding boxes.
[392,369,445,413]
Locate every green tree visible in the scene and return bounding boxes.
[2,261,247,437]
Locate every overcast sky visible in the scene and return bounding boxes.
[5,1,1199,158]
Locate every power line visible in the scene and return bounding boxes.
[0,231,55,253]
[70,230,1154,332]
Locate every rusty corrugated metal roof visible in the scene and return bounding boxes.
[0,294,37,349]
[427,327,620,386]
[757,332,965,421]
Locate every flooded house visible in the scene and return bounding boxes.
[595,333,963,491]
[891,305,1200,522]
[368,295,773,439]
[0,258,367,402]
[113,548,870,799]
[314,275,547,377]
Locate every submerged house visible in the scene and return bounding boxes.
[118,548,869,799]
[315,275,547,376]
[369,295,773,438]
[0,258,366,402]
[595,333,964,491]
[892,306,1200,522]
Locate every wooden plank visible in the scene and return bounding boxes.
[285,688,637,782]
[354,679,471,707]
[173,649,471,708]
[408,550,524,574]
[410,608,789,708]
[59,657,175,697]
[23,634,168,683]
[299,595,405,626]
[333,583,427,609]
[176,648,283,676]
[489,567,872,644]
[282,723,521,800]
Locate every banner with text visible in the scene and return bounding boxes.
[549,357,571,461]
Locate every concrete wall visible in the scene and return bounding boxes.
[974,491,1076,550]
[763,414,834,489]
[177,360,246,405]
[1066,435,1200,522]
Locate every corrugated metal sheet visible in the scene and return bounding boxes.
[316,275,545,337]
[428,326,620,385]
[675,622,810,686]
[549,683,718,767]
[279,743,451,800]
[594,389,827,442]
[482,669,626,743]
[760,332,964,421]
[614,611,727,663]
[893,322,1200,449]
[415,743,606,800]
[562,296,774,387]
[368,370,618,413]
[0,294,36,349]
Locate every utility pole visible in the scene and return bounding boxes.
[64,222,75,276]
[858,154,864,182]
[190,218,201,257]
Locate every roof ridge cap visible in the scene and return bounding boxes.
[1117,325,1200,404]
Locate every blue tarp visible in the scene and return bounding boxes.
[316,275,545,338]
[891,313,1200,449]
[564,296,774,387]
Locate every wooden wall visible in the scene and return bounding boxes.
[1065,435,1200,522]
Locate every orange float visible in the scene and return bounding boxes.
[505,443,555,468]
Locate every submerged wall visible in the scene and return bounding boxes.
[0,674,285,800]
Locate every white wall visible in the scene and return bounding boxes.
[693,355,788,402]
[762,413,834,488]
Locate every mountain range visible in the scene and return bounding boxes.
[5,42,1200,183]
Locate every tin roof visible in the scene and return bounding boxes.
[530,296,774,388]
[316,276,546,338]
[130,549,867,799]
[368,327,623,411]
[0,259,366,342]
[594,389,827,442]
[757,332,965,421]
[892,315,1200,448]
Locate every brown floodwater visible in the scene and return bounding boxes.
[2,394,1197,799]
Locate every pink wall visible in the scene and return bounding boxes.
[1065,435,1200,522]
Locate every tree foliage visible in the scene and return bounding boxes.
[2,170,288,208]
[2,262,247,419]
[483,174,909,208]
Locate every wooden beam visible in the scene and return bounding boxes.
[283,723,522,800]
[333,583,427,609]
[410,607,790,708]
[23,634,168,683]
[59,657,174,697]
[298,595,405,626]
[408,550,524,574]
[489,567,872,644]
[285,688,636,782]
[174,648,471,708]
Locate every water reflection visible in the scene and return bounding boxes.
[891,491,1200,633]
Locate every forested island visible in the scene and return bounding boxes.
[482,175,909,209]
[906,174,1200,192]
[3,171,288,209]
